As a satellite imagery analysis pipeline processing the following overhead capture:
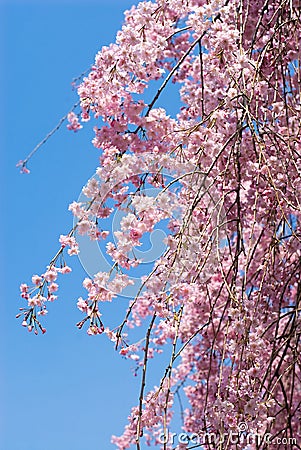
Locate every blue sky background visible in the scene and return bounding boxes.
[0,1,182,449]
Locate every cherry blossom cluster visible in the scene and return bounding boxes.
[19,0,301,448]
[17,234,77,333]
[17,264,72,334]
[66,111,82,132]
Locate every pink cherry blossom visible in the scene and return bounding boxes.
[66,112,82,132]
[44,269,57,283]
[48,283,58,293]
[77,297,88,313]
[18,0,301,447]
[129,228,143,241]
[31,275,42,286]
[59,265,72,274]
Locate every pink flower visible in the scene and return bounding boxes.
[87,325,103,335]
[68,246,79,256]
[48,283,58,293]
[60,265,72,274]
[44,269,57,283]
[77,220,91,235]
[16,0,301,443]
[59,235,73,248]
[77,297,88,313]
[28,295,46,307]
[68,202,83,217]
[105,328,117,342]
[20,283,28,294]
[67,112,82,132]
[59,236,79,255]
[129,228,143,241]
[97,207,112,218]
[83,278,93,291]
[120,348,129,356]
[32,275,42,286]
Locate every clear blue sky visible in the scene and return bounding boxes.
[0,1,177,449]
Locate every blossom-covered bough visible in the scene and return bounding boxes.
[18,0,301,448]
